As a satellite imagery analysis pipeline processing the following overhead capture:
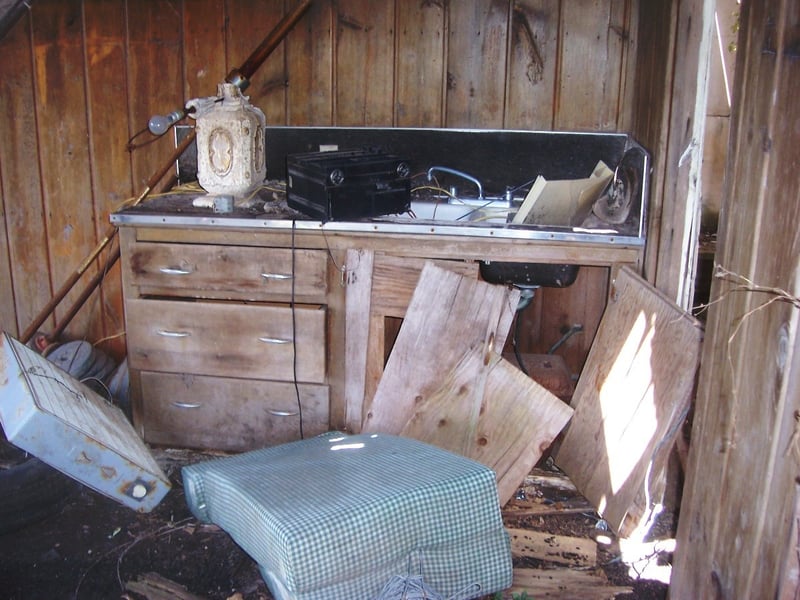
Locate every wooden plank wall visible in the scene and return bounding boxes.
[0,0,638,367]
[671,0,800,596]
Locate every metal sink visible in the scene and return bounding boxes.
[403,199,513,223]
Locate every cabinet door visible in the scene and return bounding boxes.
[126,243,328,300]
[139,371,329,451]
[126,298,326,383]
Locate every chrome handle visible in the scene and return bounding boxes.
[261,272,292,281]
[159,266,192,275]
[157,329,191,338]
[172,401,201,409]
[258,336,291,344]
[268,409,299,417]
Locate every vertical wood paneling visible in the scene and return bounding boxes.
[0,12,50,337]
[334,0,395,125]
[285,0,333,125]
[0,0,642,369]
[226,0,286,125]
[32,0,96,339]
[126,0,183,191]
[182,0,226,100]
[83,0,132,355]
[394,0,446,127]
[445,0,509,128]
[555,0,624,130]
[504,0,559,129]
[672,0,800,596]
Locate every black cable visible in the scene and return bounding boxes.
[512,307,529,377]
[290,220,304,439]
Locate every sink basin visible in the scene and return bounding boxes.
[400,199,513,223]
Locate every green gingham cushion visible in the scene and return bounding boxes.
[182,432,512,599]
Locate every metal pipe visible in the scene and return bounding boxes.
[426,166,484,200]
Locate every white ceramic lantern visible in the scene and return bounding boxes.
[186,82,266,197]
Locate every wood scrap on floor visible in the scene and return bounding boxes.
[509,567,633,599]
[124,572,206,600]
[507,527,597,568]
[554,266,703,538]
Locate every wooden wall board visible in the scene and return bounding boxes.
[362,262,519,434]
[650,0,713,307]
[394,0,446,127]
[629,0,675,284]
[182,0,227,101]
[555,0,627,131]
[83,0,132,356]
[0,10,50,337]
[334,0,395,126]
[125,1,183,192]
[554,266,702,537]
[32,0,97,339]
[226,0,286,124]
[285,0,333,125]
[672,0,800,596]
[444,0,508,128]
[503,0,559,129]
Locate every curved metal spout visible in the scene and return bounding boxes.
[426,166,484,200]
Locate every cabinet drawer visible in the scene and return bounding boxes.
[126,242,328,299]
[139,371,329,451]
[126,298,326,383]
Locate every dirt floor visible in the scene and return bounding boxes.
[0,449,671,600]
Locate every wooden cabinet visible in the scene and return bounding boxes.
[117,219,644,452]
[120,230,331,451]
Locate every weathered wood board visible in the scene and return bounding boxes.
[507,527,597,568]
[362,262,519,434]
[343,250,479,432]
[554,266,703,537]
[511,567,632,599]
[399,345,573,504]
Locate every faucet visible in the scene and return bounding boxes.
[426,166,484,201]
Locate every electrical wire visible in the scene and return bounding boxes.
[290,220,304,439]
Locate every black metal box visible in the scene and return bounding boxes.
[286,149,411,221]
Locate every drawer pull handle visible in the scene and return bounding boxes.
[159,266,192,275]
[261,272,292,281]
[268,409,299,417]
[157,329,191,338]
[258,336,291,344]
[172,402,201,409]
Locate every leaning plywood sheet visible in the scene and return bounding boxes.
[554,267,703,537]
[343,250,479,432]
[399,346,573,505]
[362,262,519,434]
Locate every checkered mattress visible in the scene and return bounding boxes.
[182,432,512,599]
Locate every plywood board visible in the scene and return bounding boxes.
[398,345,573,506]
[362,262,519,434]
[554,266,702,537]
